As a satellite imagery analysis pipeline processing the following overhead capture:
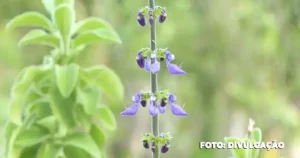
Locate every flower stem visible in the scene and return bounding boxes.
[149,0,159,157]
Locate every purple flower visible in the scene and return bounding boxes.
[144,54,160,74]
[120,93,143,116]
[164,51,186,75]
[149,95,158,116]
[149,16,154,25]
[136,51,145,68]
[137,11,146,26]
[159,10,167,23]
[161,145,169,153]
[168,93,188,116]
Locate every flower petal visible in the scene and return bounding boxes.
[168,93,177,103]
[164,51,174,63]
[170,103,188,116]
[158,104,166,113]
[144,58,151,71]
[149,104,158,116]
[132,93,142,103]
[150,61,160,74]
[120,104,140,116]
[167,63,186,75]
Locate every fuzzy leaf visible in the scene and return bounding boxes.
[74,104,92,132]
[95,106,117,131]
[6,11,52,31]
[19,29,60,47]
[224,137,247,158]
[37,143,61,158]
[48,87,76,130]
[90,125,105,149]
[80,65,124,102]
[63,133,101,157]
[20,145,40,158]
[53,4,74,40]
[74,17,113,34]
[42,0,55,13]
[55,64,79,98]
[77,87,101,115]
[6,127,22,158]
[15,126,50,147]
[64,146,92,158]
[37,116,56,132]
[73,28,121,48]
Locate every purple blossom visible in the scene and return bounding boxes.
[168,93,188,116]
[149,16,154,25]
[149,95,158,116]
[143,54,160,74]
[136,51,145,68]
[164,51,186,75]
[120,93,142,116]
[137,11,146,26]
[159,10,167,23]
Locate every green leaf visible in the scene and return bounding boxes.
[55,64,79,98]
[74,104,92,132]
[251,128,262,158]
[77,87,101,115]
[19,30,60,47]
[63,133,101,157]
[90,125,105,149]
[20,145,40,158]
[48,87,76,130]
[6,11,52,31]
[73,28,122,48]
[53,4,74,40]
[73,17,114,34]
[224,137,247,158]
[80,66,124,102]
[64,146,92,158]
[94,106,117,131]
[6,127,22,158]
[15,125,50,147]
[37,116,56,132]
[5,121,18,156]
[55,0,74,6]
[37,143,61,158]
[42,0,55,13]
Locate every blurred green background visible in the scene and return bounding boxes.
[1,0,300,158]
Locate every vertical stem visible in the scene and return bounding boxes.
[149,0,159,158]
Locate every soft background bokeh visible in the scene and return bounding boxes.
[1,0,300,158]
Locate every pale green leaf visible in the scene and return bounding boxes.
[251,128,262,158]
[55,64,79,98]
[77,87,101,115]
[53,4,74,40]
[6,11,52,31]
[64,146,92,158]
[48,87,76,130]
[37,143,61,158]
[73,28,122,48]
[80,65,124,102]
[73,17,113,34]
[224,137,247,158]
[42,0,55,13]
[15,125,50,147]
[6,127,22,158]
[19,30,60,47]
[63,133,101,157]
[94,106,117,131]
[37,116,56,132]
[74,104,92,132]
[55,0,74,6]
[90,125,105,149]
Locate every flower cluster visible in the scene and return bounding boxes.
[120,91,188,116]
[142,133,172,154]
[136,48,186,75]
[137,6,167,26]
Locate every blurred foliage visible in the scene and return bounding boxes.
[1,0,300,158]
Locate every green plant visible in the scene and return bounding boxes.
[4,0,123,157]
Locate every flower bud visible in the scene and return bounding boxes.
[159,10,167,23]
[140,100,147,107]
[159,57,164,61]
[149,16,154,25]
[137,11,146,26]
[160,98,167,107]
[151,142,156,153]
[143,140,149,149]
[161,144,169,153]
[136,52,145,68]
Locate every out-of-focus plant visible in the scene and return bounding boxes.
[119,0,188,158]
[225,119,263,158]
[4,0,123,157]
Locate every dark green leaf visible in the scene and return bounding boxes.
[48,87,76,130]
[77,87,101,115]
[55,64,79,98]
[19,30,60,47]
[64,146,92,158]
[63,133,101,157]
[20,145,40,158]
[6,11,52,31]
[73,28,122,48]
[94,106,117,131]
